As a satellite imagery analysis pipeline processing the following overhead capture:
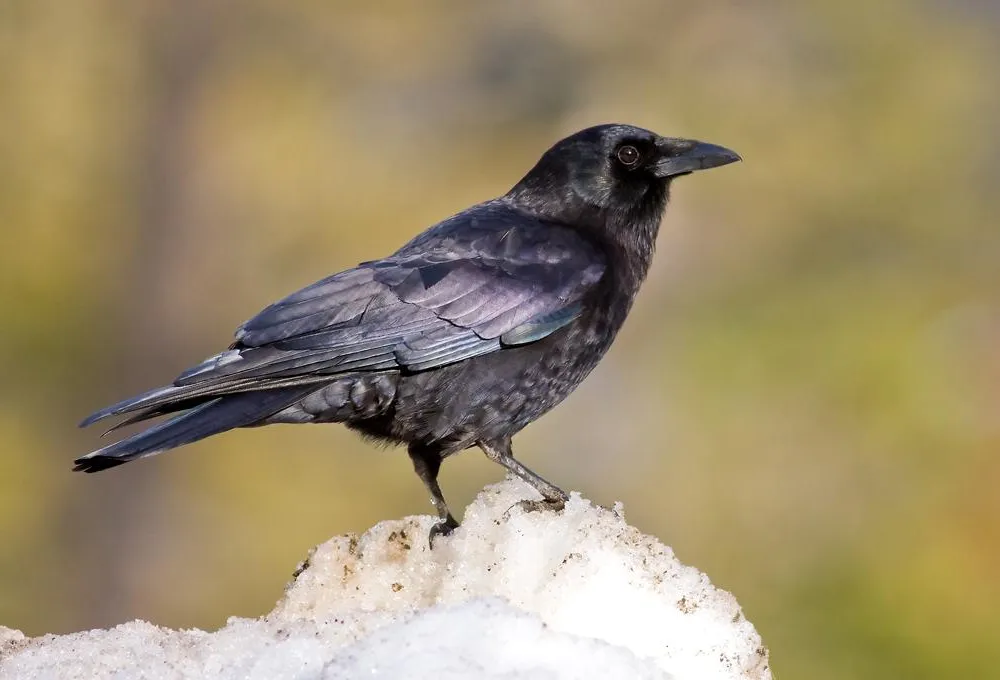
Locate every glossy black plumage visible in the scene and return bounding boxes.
[76,124,739,539]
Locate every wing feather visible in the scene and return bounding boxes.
[166,203,606,392]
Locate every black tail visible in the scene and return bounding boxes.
[73,385,318,473]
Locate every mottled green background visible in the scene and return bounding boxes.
[1,1,997,677]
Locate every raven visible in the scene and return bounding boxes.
[76,124,739,540]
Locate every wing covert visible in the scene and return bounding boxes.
[176,204,605,391]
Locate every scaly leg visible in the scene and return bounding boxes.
[479,438,568,513]
[408,443,459,544]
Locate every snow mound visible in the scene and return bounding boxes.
[0,478,771,680]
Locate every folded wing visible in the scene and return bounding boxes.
[82,204,606,427]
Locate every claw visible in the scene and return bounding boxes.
[502,496,567,523]
[516,497,566,514]
[428,516,460,547]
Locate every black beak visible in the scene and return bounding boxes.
[653,139,741,178]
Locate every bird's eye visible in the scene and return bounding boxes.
[616,145,641,167]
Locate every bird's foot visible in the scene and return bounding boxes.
[427,515,460,548]
[513,496,566,515]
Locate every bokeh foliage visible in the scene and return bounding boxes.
[1,1,997,677]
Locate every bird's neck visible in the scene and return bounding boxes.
[507,179,667,261]
[600,192,667,298]
[505,178,669,300]
[499,173,672,383]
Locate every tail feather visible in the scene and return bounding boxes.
[80,384,187,428]
[79,375,337,428]
[73,386,318,473]
[99,397,214,436]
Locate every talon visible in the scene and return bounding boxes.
[516,497,566,514]
[428,517,460,547]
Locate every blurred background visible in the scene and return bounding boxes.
[1,0,997,677]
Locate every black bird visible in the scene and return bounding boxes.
[76,124,739,539]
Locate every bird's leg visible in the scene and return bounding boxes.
[408,443,459,545]
[479,439,569,514]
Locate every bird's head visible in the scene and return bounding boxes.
[507,123,740,233]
